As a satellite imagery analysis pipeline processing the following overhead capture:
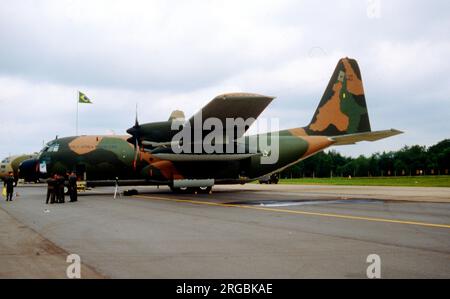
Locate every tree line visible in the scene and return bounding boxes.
[280,139,450,178]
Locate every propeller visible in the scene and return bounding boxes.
[126,104,142,171]
[133,138,139,171]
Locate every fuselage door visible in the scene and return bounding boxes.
[76,164,87,181]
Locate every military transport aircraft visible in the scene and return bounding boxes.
[0,154,37,185]
[19,58,402,193]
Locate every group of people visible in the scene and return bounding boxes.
[46,172,78,204]
[3,171,79,204]
[2,172,15,201]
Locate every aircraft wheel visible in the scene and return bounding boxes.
[123,189,139,196]
[198,186,212,194]
[169,186,188,193]
[187,187,198,194]
[169,186,211,194]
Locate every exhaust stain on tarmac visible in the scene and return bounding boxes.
[225,199,384,207]
[133,195,450,229]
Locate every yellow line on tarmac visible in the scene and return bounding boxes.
[133,195,450,229]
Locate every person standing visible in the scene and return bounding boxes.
[57,174,65,203]
[51,174,58,204]
[68,172,78,202]
[4,172,15,201]
[46,175,55,204]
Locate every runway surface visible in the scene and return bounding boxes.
[1,184,449,278]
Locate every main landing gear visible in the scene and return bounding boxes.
[123,189,139,196]
[169,186,212,194]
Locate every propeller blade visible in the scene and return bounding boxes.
[134,103,139,127]
[133,138,139,171]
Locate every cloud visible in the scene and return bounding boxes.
[0,0,303,90]
[0,0,449,159]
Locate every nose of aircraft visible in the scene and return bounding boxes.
[19,158,39,181]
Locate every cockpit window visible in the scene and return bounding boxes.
[49,144,60,152]
[39,143,59,154]
[40,146,49,154]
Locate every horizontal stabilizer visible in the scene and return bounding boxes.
[329,129,403,145]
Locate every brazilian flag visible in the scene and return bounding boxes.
[78,91,93,104]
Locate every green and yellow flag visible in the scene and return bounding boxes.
[78,91,93,104]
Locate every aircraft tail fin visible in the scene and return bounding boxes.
[168,110,185,121]
[303,57,371,136]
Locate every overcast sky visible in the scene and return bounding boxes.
[0,0,449,159]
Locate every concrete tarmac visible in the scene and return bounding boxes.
[0,206,103,278]
[0,184,449,278]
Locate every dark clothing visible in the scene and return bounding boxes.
[4,176,14,201]
[4,176,14,192]
[57,177,65,203]
[46,178,56,204]
[68,174,77,202]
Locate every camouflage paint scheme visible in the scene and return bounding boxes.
[29,58,402,188]
[247,58,373,179]
[0,154,36,182]
[37,136,138,181]
[36,133,322,185]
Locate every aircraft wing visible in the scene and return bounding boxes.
[329,129,403,146]
[188,93,275,139]
[152,153,260,162]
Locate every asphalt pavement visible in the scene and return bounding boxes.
[0,184,449,278]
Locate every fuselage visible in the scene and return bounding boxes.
[0,154,36,182]
[36,135,138,181]
[18,58,402,189]
[25,131,334,186]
